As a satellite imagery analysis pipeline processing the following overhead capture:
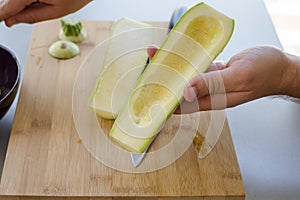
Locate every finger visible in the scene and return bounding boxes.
[180,94,227,112]
[183,72,220,102]
[175,90,253,114]
[179,61,227,103]
[5,3,61,26]
[147,45,158,60]
[183,81,200,102]
[183,68,237,102]
[205,60,227,72]
[0,0,37,21]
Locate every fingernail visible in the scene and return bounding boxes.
[187,86,199,102]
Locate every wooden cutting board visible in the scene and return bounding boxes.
[0,20,245,199]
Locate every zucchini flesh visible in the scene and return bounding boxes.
[89,18,153,119]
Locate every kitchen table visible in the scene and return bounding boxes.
[0,0,300,199]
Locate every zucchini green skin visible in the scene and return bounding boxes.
[61,19,82,37]
[110,2,235,153]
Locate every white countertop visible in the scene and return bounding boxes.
[1,0,300,199]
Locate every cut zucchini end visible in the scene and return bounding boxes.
[59,29,87,43]
[60,18,87,43]
[88,94,117,119]
[48,40,79,59]
[110,123,152,153]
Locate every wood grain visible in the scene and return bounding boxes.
[0,20,245,199]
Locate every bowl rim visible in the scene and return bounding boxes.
[0,44,21,104]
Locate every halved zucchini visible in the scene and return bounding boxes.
[89,18,153,119]
[110,3,234,153]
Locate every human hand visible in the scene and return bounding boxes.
[177,46,296,113]
[0,0,92,27]
[148,45,297,113]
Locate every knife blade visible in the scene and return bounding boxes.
[130,5,188,168]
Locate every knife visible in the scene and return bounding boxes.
[130,5,188,168]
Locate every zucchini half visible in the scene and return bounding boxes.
[110,3,234,153]
[89,18,153,119]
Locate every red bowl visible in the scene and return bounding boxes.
[0,45,21,119]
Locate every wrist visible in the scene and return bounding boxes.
[281,52,300,98]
